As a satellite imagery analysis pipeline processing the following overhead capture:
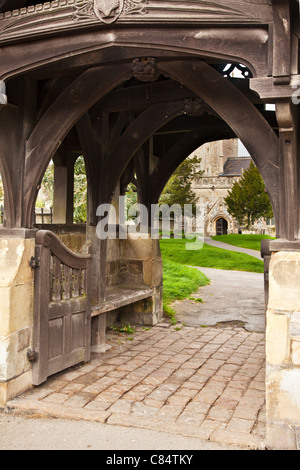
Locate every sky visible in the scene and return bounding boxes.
[238,140,250,157]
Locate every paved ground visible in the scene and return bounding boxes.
[0,241,266,451]
[0,412,244,451]
[204,237,263,260]
[174,267,265,333]
[2,321,266,450]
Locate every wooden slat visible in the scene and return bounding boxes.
[32,245,51,386]
[91,285,153,316]
[47,348,86,378]
[32,230,91,385]
[48,297,86,320]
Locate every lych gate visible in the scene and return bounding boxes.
[0,0,300,449]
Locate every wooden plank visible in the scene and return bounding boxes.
[158,59,280,230]
[47,348,86,379]
[104,100,185,200]
[32,245,51,386]
[91,285,153,316]
[272,0,291,84]
[23,64,133,227]
[0,0,274,46]
[48,297,86,320]
[98,80,196,113]
[250,76,300,100]
[32,230,92,385]
[71,312,86,350]
[48,317,64,360]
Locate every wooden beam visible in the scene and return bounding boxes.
[23,63,133,228]
[276,101,299,240]
[0,0,27,12]
[272,0,291,84]
[97,80,197,113]
[95,77,261,114]
[104,100,186,202]
[150,125,235,204]
[76,114,99,226]
[157,59,280,228]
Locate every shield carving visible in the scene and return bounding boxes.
[93,0,124,23]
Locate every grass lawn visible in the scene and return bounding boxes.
[160,238,264,273]
[160,237,264,323]
[162,258,209,323]
[211,234,276,251]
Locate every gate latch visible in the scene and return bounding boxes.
[29,256,40,269]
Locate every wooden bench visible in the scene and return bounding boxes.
[91,285,154,317]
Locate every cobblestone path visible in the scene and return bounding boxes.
[5,321,266,450]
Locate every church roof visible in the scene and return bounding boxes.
[221,157,252,176]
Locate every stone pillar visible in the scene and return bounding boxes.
[266,239,300,449]
[0,231,36,404]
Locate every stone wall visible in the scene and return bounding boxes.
[191,139,275,236]
[106,233,163,327]
[0,236,35,404]
[266,248,300,449]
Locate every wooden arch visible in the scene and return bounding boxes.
[150,125,236,205]
[21,56,280,232]
[104,100,187,202]
[157,59,280,226]
[23,63,133,227]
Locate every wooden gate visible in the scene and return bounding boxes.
[31,230,91,386]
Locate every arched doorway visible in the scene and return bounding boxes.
[216,217,228,236]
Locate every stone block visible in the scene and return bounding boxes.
[143,260,163,288]
[106,238,120,262]
[58,233,86,254]
[265,310,289,365]
[120,237,153,261]
[17,327,31,352]
[266,421,297,450]
[266,368,300,423]
[0,328,32,383]
[0,238,34,288]
[268,252,300,311]
[0,237,35,403]
[290,312,300,337]
[0,283,34,335]
[291,339,300,365]
[0,370,32,405]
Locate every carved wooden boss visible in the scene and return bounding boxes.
[0,0,298,241]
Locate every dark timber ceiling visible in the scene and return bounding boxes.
[0,1,37,13]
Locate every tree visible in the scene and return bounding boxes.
[0,174,3,203]
[73,156,87,223]
[159,154,203,214]
[37,156,87,223]
[224,160,273,228]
